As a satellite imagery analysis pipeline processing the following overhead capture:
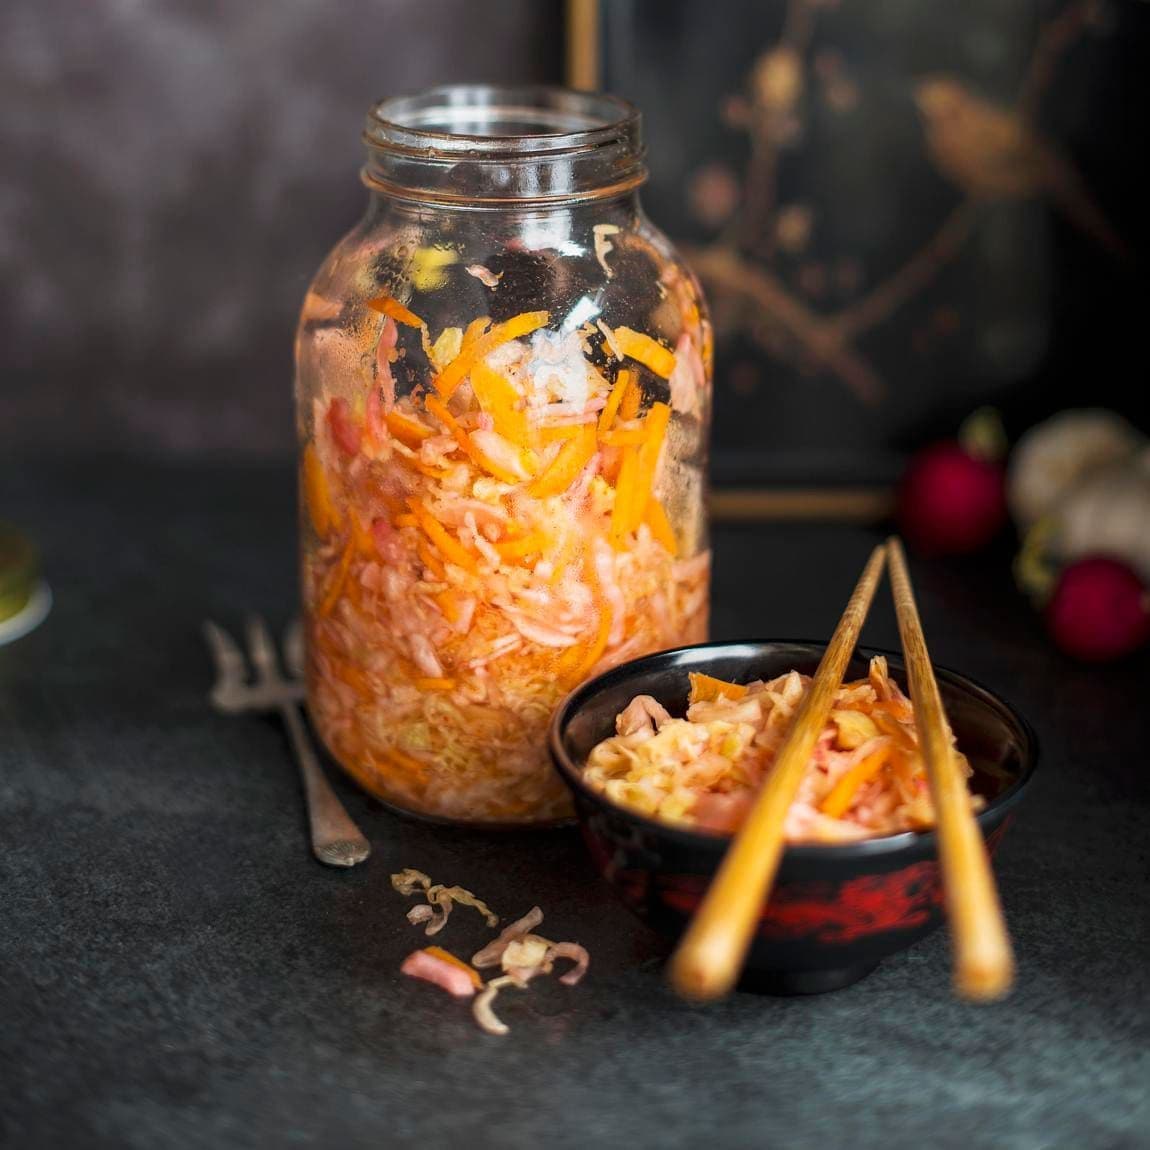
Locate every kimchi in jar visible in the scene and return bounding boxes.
[296,87,712,825]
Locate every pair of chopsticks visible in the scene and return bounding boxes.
[668,537,1013,1003]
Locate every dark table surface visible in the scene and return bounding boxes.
[1,458,1147,1150]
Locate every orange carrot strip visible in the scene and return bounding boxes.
[620,380,641,421]
[563,603,613,682]
[423,393,462,435]
[644,498,678,556]
[610,444,640,546]
[688,672,747,704]
[599,426,647,447]
[539,424,583,444]
[819,747,890,818]
[462,315,492,348]
[597,369,634,437]
[494,529,549,561]
[613,326,677,378]
[386,410,434,449]
[419,543,447,580]
[366,295,426,329]
[629,402,671,529]
[384,747,430,780]
[350,511,376,557]
[302,444,339,537]
[433,310,549,400]
[319,539,354,616]
[422,946,483,990]
[415,677,456,691]
[548,533,580,586]
[411,502,478,573]
[434,588,461,622]
[395,513,419,528]
[465,434,526,485]
[470,361,530,447]
[527,424,597,498]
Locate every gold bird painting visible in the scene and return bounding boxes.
[913,76,1127,259]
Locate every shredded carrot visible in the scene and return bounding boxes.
[319,539,355,616]
[386,410,434,449]
[539,424,583,443]
[688,672,748,704]
[383,746,430,781]
[528,424,597,498]
[597,369,633,437]
[465,434,526,485]
[462,315,492,348]
[434,588,461,623]
[494,529,549,561]
[424,393,462,435]
[630,402,671,528]
[349,511,376,557]
[610,444,640,547]
[548,533,580,586]
[612,325,677,378]
[470,361,530,447]
[419,542,447,580]
[366,295,426,329]
[644,498,678,556]
[410,501,479,573]
[302,443,339,537]
[599,425,647,447]
[422,946,483,990]
[433,310,549,400]
[415,677,456,691]
[620,380,641,421]
[820,747,890,818]
[574,605,613,681]
[395,513,419,528]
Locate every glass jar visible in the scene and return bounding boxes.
[296,86,712,826]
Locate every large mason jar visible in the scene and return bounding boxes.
[296,87,712,825]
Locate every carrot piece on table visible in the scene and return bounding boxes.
[819,747,889,818]
[422,946,483,990]
[302,444,339,537]
[433,310,549,400]
[597,369,634,437]
[527,424,598,498]
[612,326,677,379]
[366,295,426,329]
[410,501,479,574]
[644,498,678,556]
[385,410,434,449]
[688,672,748,705]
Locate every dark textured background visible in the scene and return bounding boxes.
[0,0,563,457]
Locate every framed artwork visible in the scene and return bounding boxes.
[567,0,1145,519]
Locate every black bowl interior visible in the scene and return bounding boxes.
[551,640,1037,852]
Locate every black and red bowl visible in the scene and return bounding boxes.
[549,641,1037,995]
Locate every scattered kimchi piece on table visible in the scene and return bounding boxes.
[582,657,982,843]
[393,873,589,1036]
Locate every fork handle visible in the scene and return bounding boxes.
[279,703,371,868]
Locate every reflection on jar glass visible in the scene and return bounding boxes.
[295,86,713,826]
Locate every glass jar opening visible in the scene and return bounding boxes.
[363,86,646,206]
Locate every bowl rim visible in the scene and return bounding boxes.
[548,638,1039,861]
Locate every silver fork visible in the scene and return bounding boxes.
[203,616,371,868]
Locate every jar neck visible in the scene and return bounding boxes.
[362,86,647,209]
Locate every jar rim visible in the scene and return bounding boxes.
[365,85,642,159]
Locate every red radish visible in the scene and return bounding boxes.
[1045,556,1150,662]
[897,440,1007,556]
[327,397,362,457]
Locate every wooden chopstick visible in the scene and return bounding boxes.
[668,543,888,1001]
[886,536,1014,1001]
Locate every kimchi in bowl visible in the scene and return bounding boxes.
[548,640,1037,994]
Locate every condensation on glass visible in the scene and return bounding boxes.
[296,87,712,825]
